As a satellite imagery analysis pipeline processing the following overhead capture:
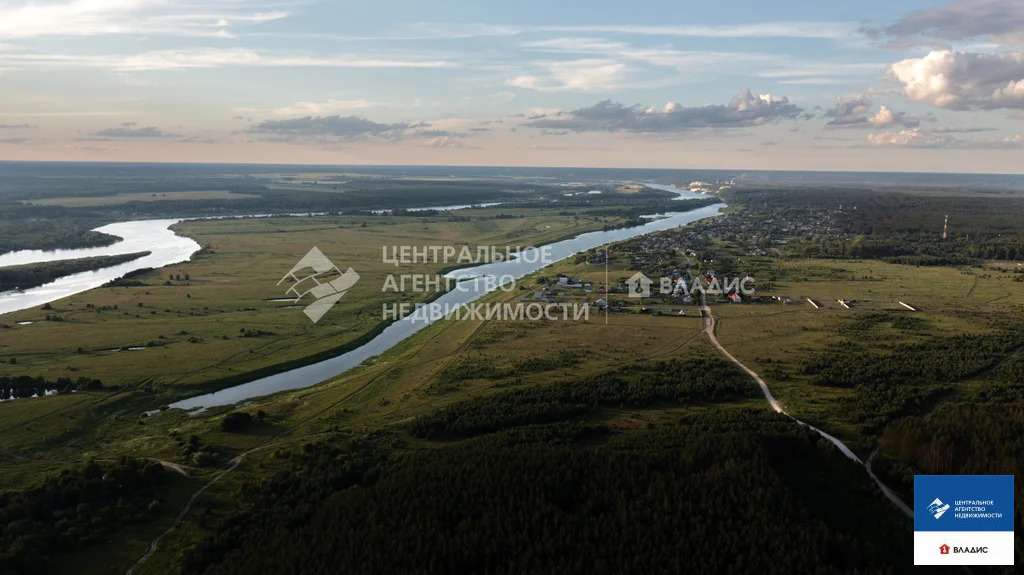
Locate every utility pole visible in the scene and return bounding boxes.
[605,245,609,325]
[942,215,948,241]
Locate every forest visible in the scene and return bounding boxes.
[0,251,150,291]
[0,458,168,575]
[0,375,105,400]
[728,188,1024,264]
[179,410,911,575]
[873,353,1024,551]
[801,332,1023,434]
[412,357,759,439]
[0,216,118,254]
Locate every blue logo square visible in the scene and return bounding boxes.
[914,475,1015,532]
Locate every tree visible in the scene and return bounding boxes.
[221,411,253,433]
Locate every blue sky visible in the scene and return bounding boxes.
[1,0,1023,172]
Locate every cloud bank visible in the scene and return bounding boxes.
[866,0,1024,45]
[246,115,461,143]
[523,90,803,133]
[824,96,920,128]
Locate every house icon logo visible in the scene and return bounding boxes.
[939,544,950,555]
[626,272,653,298]
[927,497,951,519]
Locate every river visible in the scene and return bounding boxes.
[0,204,508,316]
[0,186,723,409]
[169,184,723,410]
[0,219,202,315]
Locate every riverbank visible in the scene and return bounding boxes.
[0,251,152,292]
[169,188,723,410]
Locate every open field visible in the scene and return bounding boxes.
[3,182,1022,573]
[703,259,1024,448]
[27,191,261,207]
[0,207,629,397]
[10,238,1020,483]
[0,253,741,486]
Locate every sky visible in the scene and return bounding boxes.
[1,0,1024,172]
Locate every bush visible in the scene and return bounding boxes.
[221,411,253,433]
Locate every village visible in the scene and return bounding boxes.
[524,198,902,316]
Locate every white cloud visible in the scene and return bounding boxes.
[507,59,630,92]
[0,48,454,71]
[889,50,1024,109]
[521,38,778,75]
[267,99,382,117]
[330,21,860,42]
[538,22,859,40]
[869,105,898,127]
[757,62,888,80]
[824,96,920,129]
[425,136,461,148]
[868,128,1024,148]
[867,129,940,147]
[0,0,290,38]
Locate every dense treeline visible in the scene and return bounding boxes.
[0,178,551,251]
[0,217,117,253]
[434,352,582,388]
[181,411,910,575]
[0,458,168,575]
[871,344,1024,562]
[414,358,758,439]
[0,375,103,400]
[879,403,1024,555]
[0,251,150,291]
[730,188,1024,263]
[803,333,1022,434]
[803,333,1022,388]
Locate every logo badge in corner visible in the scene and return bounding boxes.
[914,475,1014,566]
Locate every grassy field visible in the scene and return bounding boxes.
[705,258,1024,449]
[28,190,260,206]
[0,207,626,397]
[3,195,1021,573]
[11,238,1016,477]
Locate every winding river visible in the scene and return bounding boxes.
[0,186,723,409]
[170,185,723,410]
[0,219,202,315]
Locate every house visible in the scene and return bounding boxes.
[557,276,586,289]
[939,544,950,555]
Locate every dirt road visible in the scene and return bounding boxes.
[701,300,914,519]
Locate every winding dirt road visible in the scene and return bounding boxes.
[700,299,914,519]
